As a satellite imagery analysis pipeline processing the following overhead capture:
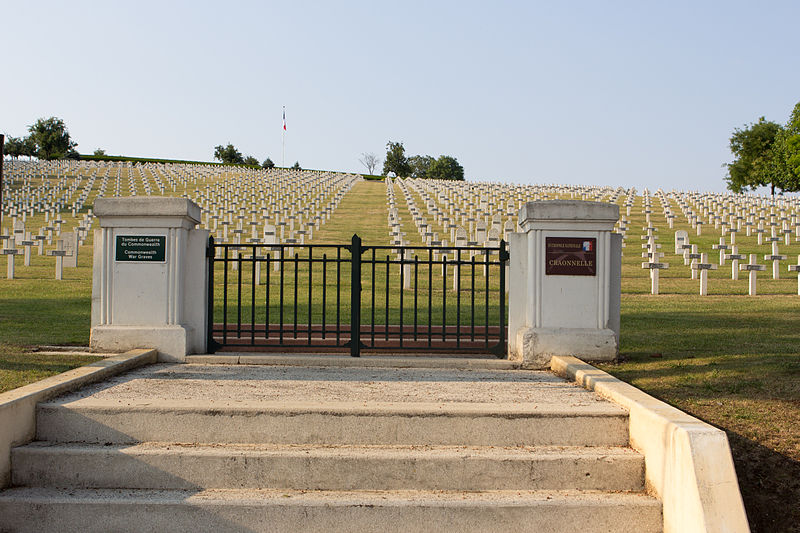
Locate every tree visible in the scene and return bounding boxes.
[2,136,26,159]
[292,161,301,170]
[382,141,410,177]
[771,102,800,192]
[428,155,465,181]
[262,157,275,169]
[408,155,434,179]
[725,117,783,196]
[243,155,260,166]
[21,137,36,159]
[359,152,380,175]
[94,148,107,156]
[27,117,78,160]
[213,143,245,165]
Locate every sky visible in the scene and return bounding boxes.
[2,1,799,193]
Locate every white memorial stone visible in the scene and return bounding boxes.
[674,230,688,255]
[90,197,209,362]
[509,200,620,368]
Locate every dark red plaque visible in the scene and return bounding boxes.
[545,237,597,276]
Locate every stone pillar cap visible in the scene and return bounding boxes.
[94,197,201,224]
[519,200,619,225]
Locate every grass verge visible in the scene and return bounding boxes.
[601,294,799,533]
[0,344,98,394]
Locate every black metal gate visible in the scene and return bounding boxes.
[207,234,508,357]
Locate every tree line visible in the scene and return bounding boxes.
[726,101,800,196]
[212,143,298,169]
[3,117,78,160]
[381,141,464,180]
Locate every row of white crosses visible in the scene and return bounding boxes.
[400,180,800,297]
[0,226,78,280]
[190,169,355,246]
[626,183,800,295]
[189,169,359,277]
[0,159,193,279]
[391,179,505,290]
[406,179,513,243]
[674,231,774,295]
[395,178,450,252]
[1,159,360,280]
[2,159,240,228]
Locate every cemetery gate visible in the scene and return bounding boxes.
[206,235,508,356]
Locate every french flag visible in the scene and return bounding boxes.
[283,107,286,131]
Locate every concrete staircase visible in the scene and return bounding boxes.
[0,360,662,532]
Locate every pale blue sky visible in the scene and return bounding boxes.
[2,1,798,192]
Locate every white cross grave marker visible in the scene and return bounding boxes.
[712,237,729,266]
[641,257,669,295]
[764,241,787,280]
[739,254,766,296]
[724,245,747,281]
[687,245,701,280]
[2,246,21,280]
[691,253,717,295]
[48,240,71,280]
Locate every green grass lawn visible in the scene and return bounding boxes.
[0,346,98,394]
[0,170,797,531]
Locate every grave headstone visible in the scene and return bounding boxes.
[61,231,79,268]
[674,230,688,255]
[475,221,487,245]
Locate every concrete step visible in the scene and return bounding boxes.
[187,353,521,370]
[35,400,630,447]
[12,442,645,492]
[0,487,663,533]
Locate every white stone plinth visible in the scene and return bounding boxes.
[508,200,621,368]
[90,197,208,362]
[89,325,190,363]
[516,327,618,368]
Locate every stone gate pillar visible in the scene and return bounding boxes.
[508,200,621,368]
[90,197,209,362]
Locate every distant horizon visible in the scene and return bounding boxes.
[5,150,796,199]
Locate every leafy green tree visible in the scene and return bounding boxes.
[27,117,78,160]
[21,137,37,159]
[408,155,434,179]
[243,155,260,166]
[771,102,800,192]
[291,161,301,170]
[725,117,784,195]
[382,141,411,177]
[213,143,245,165]
[262,157,275,169]
[427,155,464,181]
[94,148,107,156]
[2,136,26,159]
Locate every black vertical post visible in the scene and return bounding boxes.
[206,236,221,353]
[349,234,362,357]
[493,240,509,357]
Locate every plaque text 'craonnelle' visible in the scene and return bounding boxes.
[545,237,596,276]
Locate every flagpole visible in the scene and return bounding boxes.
[282,106,285,171]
